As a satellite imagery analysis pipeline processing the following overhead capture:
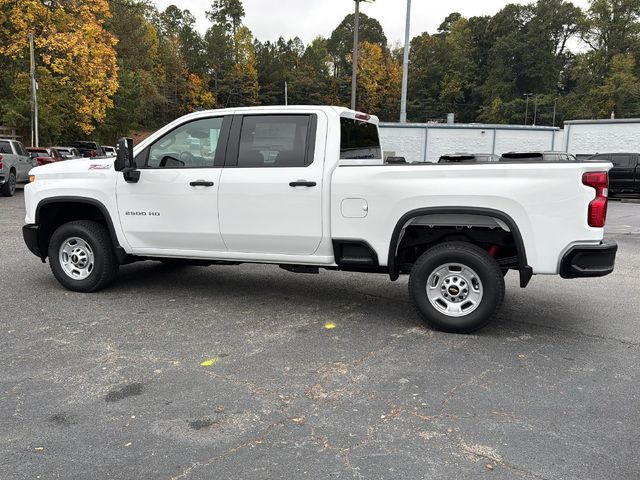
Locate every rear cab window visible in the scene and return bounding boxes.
[340,117,382,162]
[0,141,11,154]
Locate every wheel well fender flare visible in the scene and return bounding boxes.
[388,207,532,287]
[34,196,123,258]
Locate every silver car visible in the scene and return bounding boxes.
[0,139,33,196]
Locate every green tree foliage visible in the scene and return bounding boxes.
[206,0,245,37]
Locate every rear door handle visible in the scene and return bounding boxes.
[189,180,215,187]
[289,180,317,187]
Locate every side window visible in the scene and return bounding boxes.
[147,117,224,169]
[17,143,28,156]
[237,115,311,167]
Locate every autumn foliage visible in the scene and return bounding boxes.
[0,0,118,135]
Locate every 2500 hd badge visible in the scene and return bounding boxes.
[125,211,160,217]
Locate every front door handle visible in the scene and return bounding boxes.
[289,180,317,187]
[189,180,215,187]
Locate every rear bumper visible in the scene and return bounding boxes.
[560,241,617,278]
[23,224,43,259]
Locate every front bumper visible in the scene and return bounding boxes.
[560,241,617,278]
[23,224,43,259]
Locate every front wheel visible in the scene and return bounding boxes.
[48,220,119,292]
[409,242,505,333]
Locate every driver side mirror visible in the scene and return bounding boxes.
[114,137,139,183]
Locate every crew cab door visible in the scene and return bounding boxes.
[12,142,31,181]
[116,115,231,253]
[218,112,325,255]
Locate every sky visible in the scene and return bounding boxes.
[153,0,591,46]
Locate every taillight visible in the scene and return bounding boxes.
[90,150,96,157]
[0,153,3,169]
[582,171,608,228]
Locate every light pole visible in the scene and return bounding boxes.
[350,0,374,111]
[399,0,411,123]
[28,33,39,147]
[523,93,533,126]
[552,97,558,127]
[533,94,538,126]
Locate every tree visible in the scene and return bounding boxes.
[0,0,118,140]
[206,0,245,38]
[159,5,207,75]
[599,53,640,117]
[98,0,163,141]
[328,13,388,77]
[217,26,259,107]
[438,12,463,33]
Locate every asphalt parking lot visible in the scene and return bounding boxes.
[1,190,639,480]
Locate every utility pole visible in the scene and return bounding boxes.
[285,81,288,106]
[523,93,533,126]
[351,0,360,111]
[552,97,558,127]
[28,33,39,147]
[533,94,538,126]
[399,0,411,123]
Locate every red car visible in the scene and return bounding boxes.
[26,147,64,166]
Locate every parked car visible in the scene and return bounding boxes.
[439,153,500,163]
[500,151,577,162]
[102,146,116,157]
[54,147,82,160]
[71,141,105,158]
[27,147,63,166]
[588,153,639,195]
[0,139,33,196]
[22,106,617,334]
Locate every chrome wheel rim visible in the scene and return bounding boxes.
[59,237,94,280]
[426,263,483,317]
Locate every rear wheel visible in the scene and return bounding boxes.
[48,220,119,292]
[1,170,16,197]
[409,242,505,333]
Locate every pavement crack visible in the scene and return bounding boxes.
[168,424,278,479]
[510,319,640,347]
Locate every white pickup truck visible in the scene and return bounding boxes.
[22,106,617,333]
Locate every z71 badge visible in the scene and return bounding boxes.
[89,164,111,170]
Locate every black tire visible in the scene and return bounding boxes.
[408,242,505,334]
[48,220,119,292]
[1,170,16,197]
